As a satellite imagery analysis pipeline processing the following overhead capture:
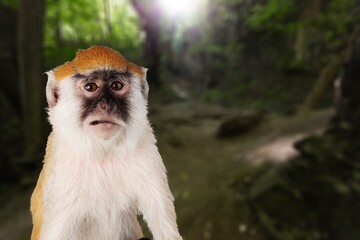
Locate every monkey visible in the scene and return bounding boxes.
[30,46,182,240]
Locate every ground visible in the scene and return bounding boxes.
[0,102,333,240]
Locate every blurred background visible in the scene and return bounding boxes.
[1,0,360,239]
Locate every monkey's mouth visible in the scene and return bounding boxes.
[90,120,118,126]
[87,119,121,139]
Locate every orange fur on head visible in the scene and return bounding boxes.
[53,46,145,81]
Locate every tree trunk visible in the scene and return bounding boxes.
[298,26,360,114]
[131,0,161,87]
[297,49,346,114]
[54,0,63,46]
[293,0,322,62]
[293,25,309,62]
[336,28,360,130]
[103,0,112,40]
[18,0,46,156]
[0,5,19,113]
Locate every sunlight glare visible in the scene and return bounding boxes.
[159,0,200,18]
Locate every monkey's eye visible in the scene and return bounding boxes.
[110,81,124,91]
[84,83,98,92]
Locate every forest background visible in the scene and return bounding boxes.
[1,0,360,239]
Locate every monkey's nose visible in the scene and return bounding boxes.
[98,97,108,110]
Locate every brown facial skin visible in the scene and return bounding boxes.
[74,70,132,139]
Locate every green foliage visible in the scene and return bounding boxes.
[44,0,142,67]
[248,0,359,51]
[247,0,296,33]
[1,0,18,8]
[318,0,359,50]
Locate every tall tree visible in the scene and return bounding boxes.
[0,4,19,113]
[103,0,112,40]
[54,0,63,46]
[18,0,46,156]
[298,26,360,114]
[293,0,322,62]
[131,0,161,87]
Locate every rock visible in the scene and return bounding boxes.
[216,111,265,138]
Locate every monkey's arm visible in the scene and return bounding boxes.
[30,169,45,240]
[30,133,54,240]
[136,152,182,240]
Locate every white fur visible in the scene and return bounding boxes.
[41,72,182,240]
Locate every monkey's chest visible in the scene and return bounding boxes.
[44,157,139,239]
[51,156,136,208]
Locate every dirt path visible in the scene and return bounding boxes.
[0,103,334,240]
[153,103,333,239]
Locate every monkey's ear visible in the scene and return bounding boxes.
[140,67,149,100]
[45,71,59,108]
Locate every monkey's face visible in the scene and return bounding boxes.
[46,46,149,146]
[75,70,131,140]
[47,67,148,143]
